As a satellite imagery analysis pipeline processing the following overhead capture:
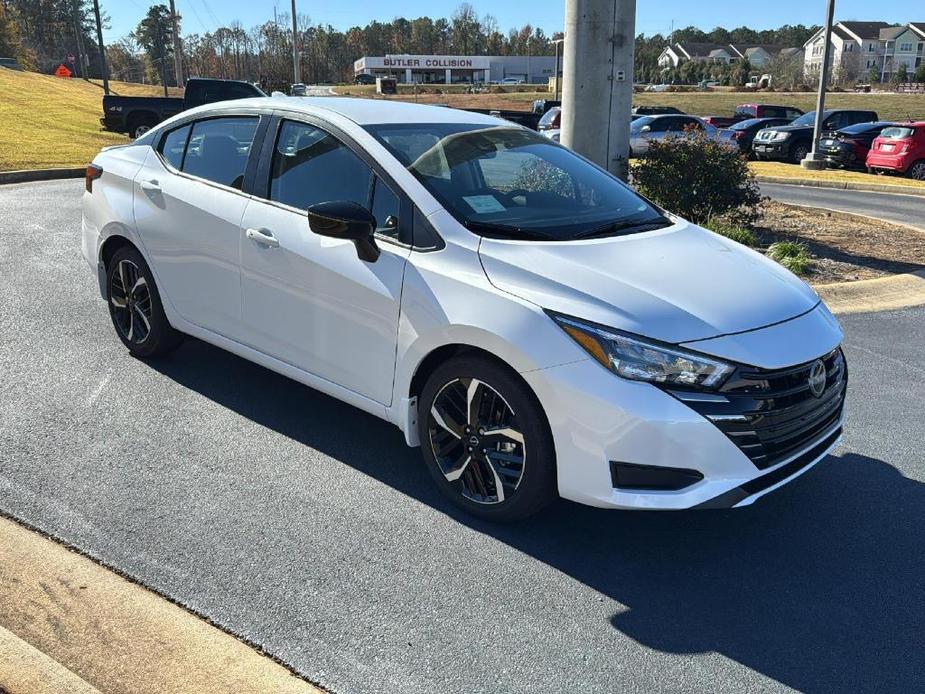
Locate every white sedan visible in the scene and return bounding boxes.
[81,97,846,520]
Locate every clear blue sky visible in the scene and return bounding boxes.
[103,0,916,44]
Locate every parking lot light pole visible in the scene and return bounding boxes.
[802,0,836,170]
[561,0,636,181]
[291,0,301,85]
[553,39,564,101]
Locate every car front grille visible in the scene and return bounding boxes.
[672,348,847,470]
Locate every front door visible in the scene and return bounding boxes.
[133,115,260,338]
[238,118,409,405]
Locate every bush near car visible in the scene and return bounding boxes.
[633,129,762,226]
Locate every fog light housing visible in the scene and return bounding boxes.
[610,462,704,491]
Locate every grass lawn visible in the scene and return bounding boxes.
[0,68,180,170]
[751,161,925,190]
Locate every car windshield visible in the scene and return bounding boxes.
[880,126,915,139]
[365,123,668,241]
[789,112,818,127]
[630,116,654,132]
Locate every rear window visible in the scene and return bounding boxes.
[880,126,915,139]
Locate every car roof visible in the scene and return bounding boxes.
[213,96,506,127]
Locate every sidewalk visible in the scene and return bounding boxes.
[0,515,322,694]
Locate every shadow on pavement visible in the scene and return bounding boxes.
[149,337,923,693]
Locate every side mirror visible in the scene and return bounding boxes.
[307,201,380,262]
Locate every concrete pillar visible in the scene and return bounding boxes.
[445,69,452,84]
[404,68,412,83]
[561,0,636,180]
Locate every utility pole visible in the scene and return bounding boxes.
[71,0,86,78]
[561,0,637,180]
[553,38,563,101]
[802,0,836,169]
[290,0,301,84]
[92,0,109,94]
[168,0,183,87]
[157,20,169,97]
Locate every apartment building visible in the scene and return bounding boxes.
[803,21,925,83]
[657,42,798,69]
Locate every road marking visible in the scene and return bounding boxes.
[0,515,323,694]
[87,373,111,405]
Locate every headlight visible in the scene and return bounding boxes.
[550,313,734,390]
[770,131,791,142]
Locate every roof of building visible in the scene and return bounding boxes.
[879,26,908,40]
[839,21,894,40]
[909,23,925,38]
[676,42,731,58]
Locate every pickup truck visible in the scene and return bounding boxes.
[101,77,267,138]
[702,104,804,129]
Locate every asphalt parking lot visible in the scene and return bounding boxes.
[1,180,924,694]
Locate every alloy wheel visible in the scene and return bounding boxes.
[427,378,526,504]
[133,125,151,139]
[110,259,153,345]
[909,161,925,181]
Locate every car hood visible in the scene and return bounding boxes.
[477,219,820,344]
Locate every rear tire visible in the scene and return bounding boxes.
[418,355,557,522]
[907,160,925,181]
[128,116,157,139]
[106,246,182,358]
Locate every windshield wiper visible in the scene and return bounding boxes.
[573,217,673,240]
[464,220,558,241]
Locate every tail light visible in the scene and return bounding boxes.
[85,164,103,193]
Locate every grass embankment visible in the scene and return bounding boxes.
[0,68,181,170]
[750,161,925,190]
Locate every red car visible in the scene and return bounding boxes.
[866,122,925,180]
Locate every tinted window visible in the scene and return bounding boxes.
[367,123,666,242]
[371,177,400,238]
[734,106,756,119]
[182,117,258,189]
[221,82,262,100]
[270,120,372,210]
[160,124,190,169]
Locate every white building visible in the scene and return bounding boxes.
[354,55,559,85]
[657,42,793,69]
[803,21,925,83]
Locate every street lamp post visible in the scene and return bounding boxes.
[553,38,564,101]
[802,0,837,170]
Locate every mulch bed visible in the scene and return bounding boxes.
[753,202,925,284]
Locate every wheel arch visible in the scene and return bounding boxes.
[99,233,139,271]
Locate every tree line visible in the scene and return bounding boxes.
[2,3,826,89]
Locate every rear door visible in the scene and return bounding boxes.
[237,116,410,404]
[133,113,264,338]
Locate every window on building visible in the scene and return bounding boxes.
[900,42,914,53]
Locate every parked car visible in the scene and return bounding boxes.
[354,73,376,85]
[703,105,805,130]
[751,109,879,164]
[866,122,925,180]
[630,114,719,156]
[82,98,846,520]
[101,77,267,139]
[537,106,561,132]
[718,117,794,156]
[493,77,525,85]
[0,57,23,70]
[290,83,307,96]
[818,121,896,169]
[632,105,685,116]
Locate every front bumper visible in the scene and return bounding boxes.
[752,140,791,160]
[522,309,845,511]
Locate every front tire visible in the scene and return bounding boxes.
[106,246,182,358]
[790,142,810,164]
[418,355,557,522]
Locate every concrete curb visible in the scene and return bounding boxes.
[814,269,925,315]
[0,168,85,185]
[0,515,323,694]
[756,175,925,197]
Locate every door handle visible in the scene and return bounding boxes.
[246,228,280,248]
[139,179,160,192]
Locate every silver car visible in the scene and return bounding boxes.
[630,114,720,156]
